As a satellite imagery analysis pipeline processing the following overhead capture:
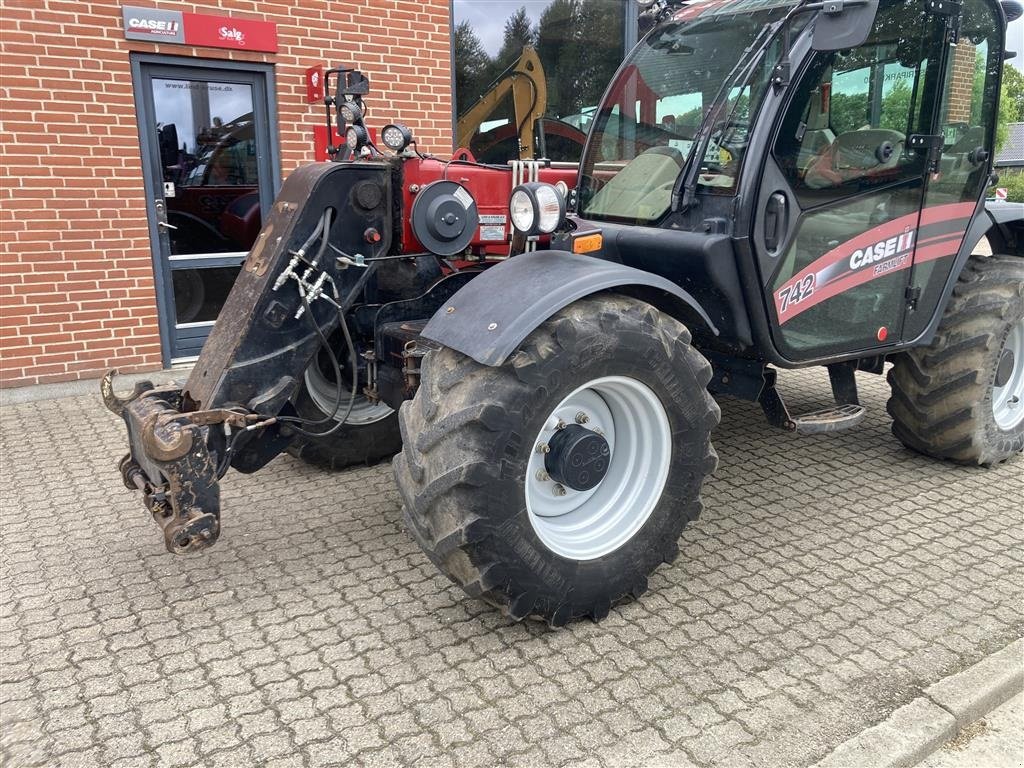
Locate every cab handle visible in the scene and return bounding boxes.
[764,192,788,253]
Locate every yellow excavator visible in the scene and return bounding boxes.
[455,46,586,163]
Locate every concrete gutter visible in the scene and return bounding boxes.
[0,367,193,407]
[815,638,1024,768]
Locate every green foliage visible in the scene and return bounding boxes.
[1001,66,1024,122]
[454,0,627,128]
[830,91,869,134]
[995,171,1024,203]
[454,21,491,111]
[879,79,913,132]
[827,76,916,135]
[497,7,537,63]
[995,68,1024,152]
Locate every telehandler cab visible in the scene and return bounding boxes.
[105,0,1023,626]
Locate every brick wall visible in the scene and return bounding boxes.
[0,0,453,387]
[947,40,978,125]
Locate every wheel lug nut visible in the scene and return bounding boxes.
[575,412,589,424]
[556,419,566,430]
[536,443,550,454]
[536,469,549,481]
[553,484,567,497]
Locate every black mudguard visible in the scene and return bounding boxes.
[983,200,1024,248]
[420,251,718,366]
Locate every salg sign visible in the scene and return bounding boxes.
[121,6,278,52]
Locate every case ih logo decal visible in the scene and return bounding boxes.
[127,17,180,35]
[121,7,277,52]
[774,202,975,324]
[123,7,184,42]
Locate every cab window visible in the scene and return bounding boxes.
[772,0,939,204]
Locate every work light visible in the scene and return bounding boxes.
[339,100,363,124]
[509,182,565,236]
[381,123,413,152]
[346,124,369,151]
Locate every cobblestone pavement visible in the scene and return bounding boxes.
[1,368,1021,768]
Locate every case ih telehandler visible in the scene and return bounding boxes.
[105,0,1023,626]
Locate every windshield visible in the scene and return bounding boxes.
[578,1,797,224]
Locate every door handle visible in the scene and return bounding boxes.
[764,192,787,253]
[157,221,178,231]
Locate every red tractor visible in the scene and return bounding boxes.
[106,0,1023,626]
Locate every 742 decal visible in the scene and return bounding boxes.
[777,273,815,314]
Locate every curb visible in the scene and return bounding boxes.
[814,638,1024,768]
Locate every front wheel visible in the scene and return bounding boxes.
[286,347,402,470]
[887,254,1024,465]
[393,295,720,626]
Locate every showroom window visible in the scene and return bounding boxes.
[452,0,638,163]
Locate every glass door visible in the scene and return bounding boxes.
[134,60,277,361]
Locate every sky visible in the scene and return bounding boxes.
[453,0,559,55]
[453,0,1024,71]
[1008,18,1023,72]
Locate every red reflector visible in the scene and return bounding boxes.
[877,327,888,342]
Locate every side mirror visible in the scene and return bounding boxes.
[811,0,880,51]
[1001,0,1023,22]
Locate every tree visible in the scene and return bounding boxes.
[454,21,491,113]
[535,0,578,119]
[495,7,537,66]
[880,79,913,132]
[830,91,869,133]
[997,76,1017,151]
[1001,65,1024,123]
[573,0,626,113]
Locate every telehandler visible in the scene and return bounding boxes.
[105,0,1023,626]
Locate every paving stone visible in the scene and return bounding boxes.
[1,372,1021,767]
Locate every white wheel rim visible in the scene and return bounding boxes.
[993,318,1024,430]
[304,358,393,427]
[525,376,672,561]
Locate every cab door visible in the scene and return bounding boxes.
[901,0,1003,341]
[753,0,948,362]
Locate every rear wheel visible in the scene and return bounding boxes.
[286,346,401,470]
[393,295,720,626]
[887,254,1024,465]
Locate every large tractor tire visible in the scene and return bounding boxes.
[393,295,720,626]
[887,254,1024,465]
[286,346,402,470]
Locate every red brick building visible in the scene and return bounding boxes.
[0,1,454,387]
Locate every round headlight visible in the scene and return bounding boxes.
[533,184,565,234]
[381,123,413,152]
[509,182,565,236]
[339,100,363,124]
[509,188,536,234]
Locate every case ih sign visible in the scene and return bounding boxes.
[121,6,278,52]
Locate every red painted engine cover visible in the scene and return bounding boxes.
[397,157,578,258]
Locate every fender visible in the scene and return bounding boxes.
[910,200,1023,348]
[983,199,1024,246]
[420,251,718,367]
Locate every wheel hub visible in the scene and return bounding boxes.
[545,424,610,492]
[524,376,672,561]
[994,347,1015,389]
[992,318,1024,431]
